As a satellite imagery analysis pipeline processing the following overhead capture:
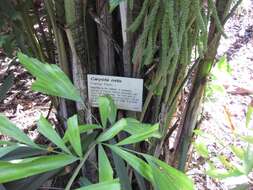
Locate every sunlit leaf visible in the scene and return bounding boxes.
[124,118,161,138]
[97,119,127,142]
[37,116,70,154]
[193,129,205,136]
[0,154,78,183]
[62,124,101,144]
[216,56,232,74]
[117,123,160,145]
[206,161,243,179]
[98,96,117,127]
[193,142,209,158]
[76,179,120,190]
[206,168,243,180]
[106,96,117,125]
[98,145,113,182]
[66,115,82,157]
[243,145,253,174]
[218,155,234,170]
[230,145,244,160]
[79,124,101,134]
[210,84,225,94]
[18,53,82,102]
[240,135,253,144]
[246,102,253,128]
[0,114,38,148]
[98,96,110,128]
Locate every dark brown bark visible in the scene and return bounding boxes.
[96,1,115,75]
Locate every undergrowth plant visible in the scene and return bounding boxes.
[0,0,242,172]
[194,56,253,183]
[205,56,231,101]
[194,102,253,180]
[0,53,194,190]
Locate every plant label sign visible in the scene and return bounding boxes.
[87,74,143,112]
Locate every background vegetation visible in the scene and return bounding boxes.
[0,0,245,189]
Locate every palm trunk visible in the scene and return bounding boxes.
[44,0,75,126]
[172,0,234,171]
[96,1,115,75]
[64,0,92,124]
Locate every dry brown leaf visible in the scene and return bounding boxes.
[223,106,236,131]
[229,86,253,96]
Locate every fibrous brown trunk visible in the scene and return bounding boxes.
[172,0,233,171]
[96,1,115,75]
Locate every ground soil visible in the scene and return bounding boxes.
[0,56,57,140]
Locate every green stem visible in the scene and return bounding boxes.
[65,143,96,190]
[140,91,153,122]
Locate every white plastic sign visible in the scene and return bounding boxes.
[87,74,143,112]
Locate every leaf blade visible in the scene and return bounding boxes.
[79,124,101,134]
[97,119,127,142]
[98,96,117,127]
[106,144,153,182]
[66,115,83,157]
[37,116,71,154]
[193,142,209,158]
[18,52,82,102]
[0,145,19,158]
[144,154,195,190]
[98,96,110,127]
[0,154,78,183]
[0,114,38,148]
[98,145,113,182]
[117,123,160,145]
[246,102,253,128]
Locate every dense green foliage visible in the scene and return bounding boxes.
[194,58,253,180]
[194,103,253,179]
[0,53,194,189]
[0,0,242,189]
